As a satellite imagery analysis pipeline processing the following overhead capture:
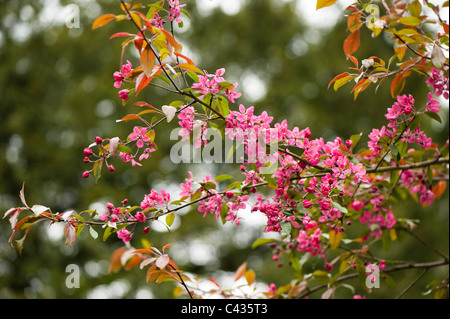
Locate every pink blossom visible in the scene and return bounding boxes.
[178,106,195,140]
[425,92,441,113]
[129,126,151,149]
[426,67,449,99]
[113,60,132,88]
[119,152,142,167]
[118,89,129,101]
[180,171,194,197]
[117,228,132,242]
[168,0,186,24]
[135,211,146,222]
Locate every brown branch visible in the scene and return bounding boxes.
[298,259,449,298]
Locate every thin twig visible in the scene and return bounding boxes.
[395,268,428,299]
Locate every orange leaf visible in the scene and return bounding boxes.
[390,71,410,98]
[432,181,447,199]
[343,30,360,56]
[125,255,143,270]
[245,269,256,285]
[177,63,204,74]
[328,72,350,89]
[163,243,173,252]
[161,29,182,54]
[109,247,126,273]
[140,46,155,77]
[92,14,116,30]
[234,261,247,282]
[135,73,153,95]
[133,249,154,254]
[174,52,195,65]
[347,12,362,32]
[316,0,338,10]
[120,114,141,122]
[352,78,371,100]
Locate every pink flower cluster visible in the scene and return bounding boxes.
[426,67,449,99]
[400,169,436,205]
[168,0,186,24]
[192,68,241,103]
[119,126,156,167]
[98,200,149,243]
[367,93,437,158]
[141,189,171,210]
[359,206,396,239]
[113,60,133,102]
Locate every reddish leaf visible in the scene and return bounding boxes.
[328,72,350,89]
[234,261,247,282]
[134,101,157,109]
[64,223,76,247]
[109,32,134,39]
[162,243,173,252]
[8,215,32,248]
[343,30,360,56]
[135,72,153,95]
[92,14,116,30]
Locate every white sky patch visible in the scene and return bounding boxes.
[242,72,267,103]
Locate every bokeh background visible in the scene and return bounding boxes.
[0,0,448,298]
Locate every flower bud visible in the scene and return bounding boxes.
[143,226,150,234]
[82,171,90,178]
[83,157,90,163]
[225,191,234,199]
[95,136,103,145]
[108,165,115,172]
[83,148,93,156]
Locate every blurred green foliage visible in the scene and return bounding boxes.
[0,0,448,299]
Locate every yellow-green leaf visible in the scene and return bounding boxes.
[398,16,421,26]
[166,213,175,227]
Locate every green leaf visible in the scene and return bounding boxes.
[332,201,348,214]
[349,133,362,150]
[103,226,113,241]
[93,160,103,183]
[214,174,233,182]
[251,237,278,249]
[89,226,98,239]
[220,202,229,224]
[281,222,292,236]
[166,213,175,227]
[424,111,442,124]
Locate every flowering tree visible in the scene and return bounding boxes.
[4,0,449,299]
